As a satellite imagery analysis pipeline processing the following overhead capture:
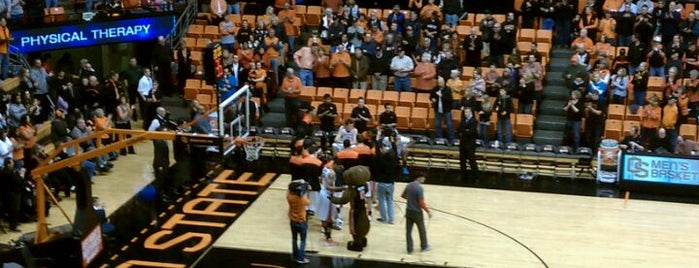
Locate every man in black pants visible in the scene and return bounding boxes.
[316,94,338,150]
[1,158,23,232]
[401,174,432,254]
[459,107,479,180]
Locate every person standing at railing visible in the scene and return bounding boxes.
[8,0,23,25]
[0,18,10,80]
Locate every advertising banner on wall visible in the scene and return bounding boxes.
[620,153,699,186]
[11,15,175,53]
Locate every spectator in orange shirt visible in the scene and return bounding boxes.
[0,18,11,80]
[287,178,310,264]
[315,46,332,87]
[641,96,662,145]
[281,68,303,127]
[330,44,352,89]
[264,29,283,82]
[414,53,437,92]
[274,0,295,11]
[571,29,594,53]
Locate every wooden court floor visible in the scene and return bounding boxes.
[0,140,161,243]
[213,175,699,268]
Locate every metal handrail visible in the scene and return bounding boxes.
[167,0,198,49]
[9,45,30,70]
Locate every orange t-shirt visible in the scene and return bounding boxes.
[280,76,302,98]
[0,26,10,54]
[94,116,111,139]
[287,191,309,223]
[641,105,661,129]
[330,52,351,78]
[315,56,331,78]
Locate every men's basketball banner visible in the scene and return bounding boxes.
[620,153,699,186]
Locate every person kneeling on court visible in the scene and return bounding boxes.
[332,119,358,154]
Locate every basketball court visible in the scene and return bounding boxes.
[194,175,699,268]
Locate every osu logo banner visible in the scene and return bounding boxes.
[622,154,699,186]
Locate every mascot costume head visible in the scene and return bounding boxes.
[330,165,371,251]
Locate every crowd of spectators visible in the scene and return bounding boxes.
[556,0,699,157]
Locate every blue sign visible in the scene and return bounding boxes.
[11,15,175,53]
[620,153,699,186]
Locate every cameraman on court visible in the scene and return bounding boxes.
[288,179,311,264]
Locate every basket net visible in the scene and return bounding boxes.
[243,136,265,161]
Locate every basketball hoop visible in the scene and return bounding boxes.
[243,136,265,161]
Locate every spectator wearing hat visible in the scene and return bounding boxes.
[647,37,667,77]
[641,95,662,145]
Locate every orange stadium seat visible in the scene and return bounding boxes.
[242,14,256,24]
[365,104,377,127]
[294,5,307,15]
[536,29,552,44]
[299,86,316,102]
[184,79,202,100]
[399,92,416,107]
[187,25,204,38]
[315,87,333,101]
[49,7,67,22]
[196,94,214,109]
[492,14,506,23]
[415,93,431,109]
[182,37,196,50]
[461,66,475,80]
[333,88,349,103]
[515,114,534,138]
[349,89,366,103]
[229,14,242,26]
[680,124,698,141]
[382,91,399,107]
[451,109,462,130]
[342,104,357,122]
[365,90,383,106]
[191,51,203,66]
[459,13,476,26]
[604,119,623,140]
[203,25,220,40]
[411,107,429,130]
[395,106,411,130]
[334,103,344,124]
[607,104,626,120]
[518,28,536,42]
[517,42,532,53]
[625,105,642,121]
[305,6,322,27]
[195,38,211,50]
[647,76,664,92]
[456,25,470,39]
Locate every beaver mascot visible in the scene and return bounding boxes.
[330,165,371,251]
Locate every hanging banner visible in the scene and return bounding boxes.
[11,15,175,53]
